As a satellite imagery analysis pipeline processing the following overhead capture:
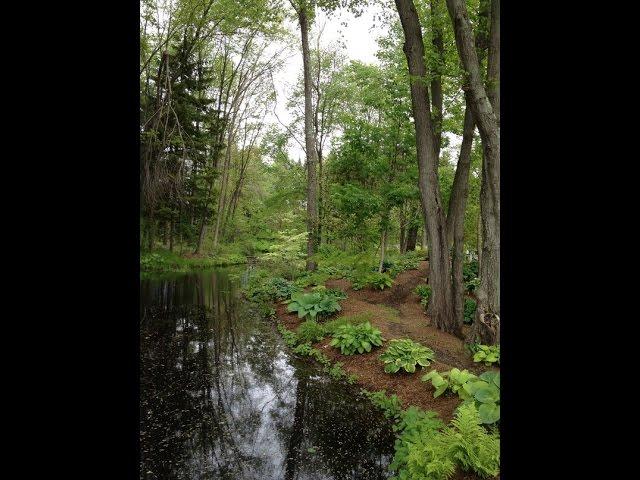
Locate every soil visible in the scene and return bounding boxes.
[275,261,498,422]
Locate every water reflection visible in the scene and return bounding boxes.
[140,269,394,479]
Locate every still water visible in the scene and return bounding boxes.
[140,268,395,480]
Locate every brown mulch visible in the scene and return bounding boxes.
[276,261,496,423]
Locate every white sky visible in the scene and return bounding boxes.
[268,5,385,162]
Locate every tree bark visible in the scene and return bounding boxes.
[445,0,500,344]
[378,227,388,273]
[406,225,418,251]
[298,6,319,271]
[395,0,458,335]
[446,100,475,327]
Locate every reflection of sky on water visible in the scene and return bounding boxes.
[140,269,394,480]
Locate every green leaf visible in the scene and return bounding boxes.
[478,402,500,424]
[474,385,499,404]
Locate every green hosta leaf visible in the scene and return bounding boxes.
[385,363,400,373]
[434,384,448,398]
[478,402,500,424]
[404,363,416,373]
[474,385,499,404]
[473,351,486,362]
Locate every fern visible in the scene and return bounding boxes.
[442,403,500,478]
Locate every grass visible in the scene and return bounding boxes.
[140,247,247,274]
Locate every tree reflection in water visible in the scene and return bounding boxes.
[140,269,394,479]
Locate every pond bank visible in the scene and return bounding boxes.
[275,260,498,423]
[140,248,247,275]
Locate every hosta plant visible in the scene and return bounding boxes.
[352,272,393,290]
[329,321,384,355]
[470,344,500,366]
[380,339,435,373]
[422,368,478,399]
[462,371,500,424]
[286,292,341,320]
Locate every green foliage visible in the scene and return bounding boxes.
[470,344,500,366]
[140,249,246,273]
[329,321,383,355]
[296,320,326,343]
[414,284,432,307]
[463,260,480,293]
[286,291,342,320]
[390,404,500,480]
[388,251,423,276]
[463,298,477,324]
[421,368,478,399]
[442,402,500,477]
[380,339,435,374]
[294,271,331,288]
[323,313,372,335]
[277,323,299,348]
[244,272,300,303]
[462,371,500,424]
[362,389,403,421]
[390,407,448,480]
[352,271,394,290]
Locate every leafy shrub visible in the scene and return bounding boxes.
[441,402,500,477]
[296,320,326,343]
[286,291,342,320]
[329,321,383,355]
[463,298,477,324]
[465,277,480,293]
[310,285,347,300]
[422,368,478,399]
[462,371,500,424]
[323,313,372,335]
[277,323,299,348]
[352,272,393,290]
[362,389,403,421]
[388,252,422,276]
[463,260,480,293]
[380,339,435,373]
[470,344,500,366]
[294,271,331,288]
[414,284,432,307]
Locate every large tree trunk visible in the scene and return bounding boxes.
[446,101,475,327]
[395,0,458,335]
[298,7,319,271]
[406,225,418,251]
[446,0,500,345]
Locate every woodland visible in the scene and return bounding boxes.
[140,0,500,478]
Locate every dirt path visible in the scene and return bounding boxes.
[276,261,494,422]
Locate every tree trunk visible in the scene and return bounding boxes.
[378,227,388,273]
[446,0,500,344]
[406,225,418,251]
[298,7,319,271]
[395,0,457,335]
[399,207,407,254]
[446,101,475,328]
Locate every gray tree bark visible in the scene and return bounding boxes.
[395,0,458,335]
[298,6,320,271]
[446,0,500,345]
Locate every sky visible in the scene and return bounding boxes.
[268,5,385,162]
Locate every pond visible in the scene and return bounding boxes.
[140,268,396,480]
